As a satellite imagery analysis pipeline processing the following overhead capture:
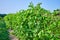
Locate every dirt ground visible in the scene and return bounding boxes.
[8,29,19,40]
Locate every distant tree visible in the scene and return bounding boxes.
[0,14,6,18]
[53,9,60,16]
[54,9,60,11]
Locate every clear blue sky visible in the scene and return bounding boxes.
[0,0,60,14]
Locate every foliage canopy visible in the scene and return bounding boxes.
[4,3,60,40]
